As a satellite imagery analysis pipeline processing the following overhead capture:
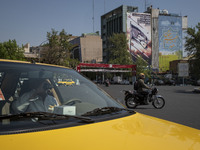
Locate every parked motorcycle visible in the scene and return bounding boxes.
[123,88,165,109]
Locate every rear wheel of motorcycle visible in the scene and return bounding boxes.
[152,97,165,109]
[125,97,137,109]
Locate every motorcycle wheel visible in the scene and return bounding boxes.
[125,96,137,109]
[152,97,165,109]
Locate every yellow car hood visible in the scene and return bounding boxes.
[1,112,200,150]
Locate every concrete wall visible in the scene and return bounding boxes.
[80,35,102,63]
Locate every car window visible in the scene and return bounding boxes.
[0,61,129,134]
[0,62,123,117]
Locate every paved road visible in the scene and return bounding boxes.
[99,84,200,130]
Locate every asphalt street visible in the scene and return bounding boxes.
[99,84,200,130]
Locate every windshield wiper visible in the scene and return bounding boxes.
[82,107,135,116]
[0,112,94,123]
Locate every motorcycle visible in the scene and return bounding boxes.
[123,87,165,109]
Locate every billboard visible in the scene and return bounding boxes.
[158,15,182,72]
[127,12,152,64]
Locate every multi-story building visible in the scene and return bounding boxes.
[101,5,187,72]
[23,43,39,60]
[101,5,138,63]
[24,34,102,64]
[70,33,102,63]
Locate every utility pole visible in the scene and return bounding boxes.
[144,0,147,11]
[92,0,94,33]
[104,0,106,13]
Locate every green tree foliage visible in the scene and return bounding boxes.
[134,56,150,79]
[185,23,200,78]
[42,29,79,67]
[106,33,151,79]
[0,40,25,60]
[107,33,132,65]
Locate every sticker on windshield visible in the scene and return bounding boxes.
[0,89,5,101]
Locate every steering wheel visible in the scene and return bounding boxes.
[63,98,82,106]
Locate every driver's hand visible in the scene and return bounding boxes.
[29,90,39,101]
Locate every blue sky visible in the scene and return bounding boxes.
[0,0,199,46]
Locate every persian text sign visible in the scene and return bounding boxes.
[159,15,182,55]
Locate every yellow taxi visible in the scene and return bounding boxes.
[0,59,200,150]
[57,79,75,86]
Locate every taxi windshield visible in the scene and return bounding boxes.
[0,62,123,115]
[0,61,125,133]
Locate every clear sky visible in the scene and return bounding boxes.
[0,0,199,46]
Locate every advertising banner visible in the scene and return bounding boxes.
[127,12,152,64]
[158,15,182,72]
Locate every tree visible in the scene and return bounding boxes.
[41,29,79,67]
[185,23,200,78]
[134,56,150,78]
[107,33,132,65]
[0,40,25,60]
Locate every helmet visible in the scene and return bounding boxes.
[139,73,145,79]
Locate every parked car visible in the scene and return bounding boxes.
[193,87,200,93]
[186,79,200,86]
[121,80,130,85]
[197,79,200,85]
[164,79,175,86]
[154,79,164,85]
[0,59,200,150]
[113,76,122,84]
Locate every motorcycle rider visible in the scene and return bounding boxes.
[137,73,151,104]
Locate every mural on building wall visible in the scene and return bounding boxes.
[159,15,182,72]
[127,12,152,64]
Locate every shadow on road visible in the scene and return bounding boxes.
[134,107,155,110]
[130,105,156,110]
[174,90,197,94]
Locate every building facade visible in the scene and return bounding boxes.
[101,5,187,72]
[101,5,138,63]
[23,43,39,60]
[70,33,102,63]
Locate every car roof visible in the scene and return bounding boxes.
[0,59,71,69]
